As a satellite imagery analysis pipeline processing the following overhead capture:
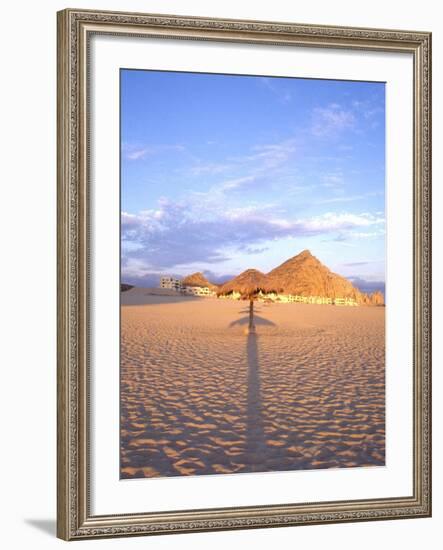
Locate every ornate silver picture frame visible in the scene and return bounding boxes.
[57,8,431,540]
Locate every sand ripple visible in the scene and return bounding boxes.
[120,294,385,478]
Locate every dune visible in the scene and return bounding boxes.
[120,289,385,478]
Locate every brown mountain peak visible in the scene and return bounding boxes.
[268,250,320,275]
[216,250,384,305]
[298,249,313,258]
[239,268,265,277]
[187,271,205,279]
[267,250,367,301]
[291,249,321,264]
[182,272,216,289]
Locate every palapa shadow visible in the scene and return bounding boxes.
[245,331,267,471]
[229,313,276,471]
[229,315,275,328]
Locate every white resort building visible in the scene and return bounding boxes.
[258,292,358,306]
[182,286,214,297]
[220,290,358,306]
[159,277,357,305]
[159,277,215,297]
[218,291,242,300]
[160,276,182,292]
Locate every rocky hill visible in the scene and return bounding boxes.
[216,250,384,305]
[266,250,383,305]
[121,283,134,292]
[182,272,218,290]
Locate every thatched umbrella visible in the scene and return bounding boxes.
[217,269,279,332]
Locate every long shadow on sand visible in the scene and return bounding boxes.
[229,314,276,328]
[229,312,276,471]
[245,332,267,471]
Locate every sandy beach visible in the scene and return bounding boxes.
[120,288,385,478]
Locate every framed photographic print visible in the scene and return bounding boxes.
[57,8,432,540]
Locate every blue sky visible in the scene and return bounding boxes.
[121,69,385,293]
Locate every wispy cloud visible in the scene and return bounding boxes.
[351,230,385,239]
[121,195,385,275]
[203,138,298,175]
[121,72,385,286]
[125,148,150,160]
[352,98,384,120]
[219,175,257,191]
[184,137,298,199]
[185,137,298,203]
[123,143,185,161]
[311,104,356,137]
[343,261,370,267]
[259,77,292,104]
[321,172,345,188]
[245,141,297,169]
[318,191,383,204]
[189,161,234,176]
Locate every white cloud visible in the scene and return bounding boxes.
[189,161,234,176]
[231,139,297,170]
[219,175,257,191]
[185,138,298,197]
[301,212,384,232]
[318,190,383,204]
[121,195,385,273]
[123,143,185,161]
[352,98,384,120]
[311,104,355,137]
[251,141,297,168]
[321,172,344,188]
[351,230,385,239]
[259,77,292,104]
[125,148,150,160]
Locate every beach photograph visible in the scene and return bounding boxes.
[120,69,386,479]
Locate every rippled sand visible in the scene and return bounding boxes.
[120,288,385,478]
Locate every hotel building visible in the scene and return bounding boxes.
[160,276,182,292]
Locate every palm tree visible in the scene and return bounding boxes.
[217,269,279,333]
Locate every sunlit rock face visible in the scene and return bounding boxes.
[182,272,218,291]
[265,250,383,305]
